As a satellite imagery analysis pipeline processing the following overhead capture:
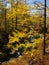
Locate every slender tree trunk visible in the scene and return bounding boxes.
[5,8,7,32]
[44,0,46,55]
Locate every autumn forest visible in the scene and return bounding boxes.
[0,0,49,65]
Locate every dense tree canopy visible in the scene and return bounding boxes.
[0,0,49,63]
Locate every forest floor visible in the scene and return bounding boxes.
[1,53,49,65]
